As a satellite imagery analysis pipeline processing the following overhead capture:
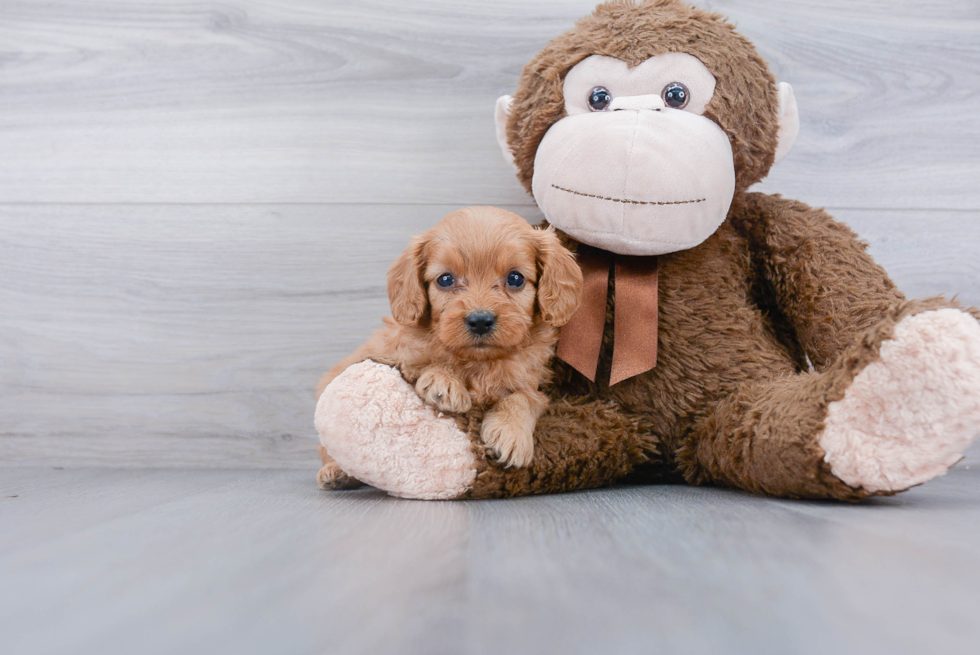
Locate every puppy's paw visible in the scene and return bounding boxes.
[481,410,535,468]
[415,369,472,414]
[317,461,364,490]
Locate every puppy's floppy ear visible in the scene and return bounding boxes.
[387,235,428,326]
[533,226,583,327]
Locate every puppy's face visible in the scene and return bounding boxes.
[387,207,583,361]
[423,221,538,359]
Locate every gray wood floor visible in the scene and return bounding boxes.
[2,465,980,655]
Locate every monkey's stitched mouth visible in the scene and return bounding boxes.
[551,184,705,206]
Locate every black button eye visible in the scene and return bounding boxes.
[436,273,454,288]
[506,271,525,288]
[588,86,612,112]
[662,82,690,109]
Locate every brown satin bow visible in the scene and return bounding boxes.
[555,247,659,385]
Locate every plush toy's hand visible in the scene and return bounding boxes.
[415,367,472,414]
[315,360,478,500]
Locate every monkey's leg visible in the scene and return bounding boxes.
[316,360,658,500]
[681,301,980,500]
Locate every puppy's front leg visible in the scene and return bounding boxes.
[415,366,472,414]
[481,389,548,468]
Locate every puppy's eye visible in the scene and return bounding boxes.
[436,273,454,288]
[506,271,525,289]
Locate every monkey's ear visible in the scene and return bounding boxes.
[534,227,584,327]
[495,95,518,171]
[387,236,429,326]
[773,82,799,165]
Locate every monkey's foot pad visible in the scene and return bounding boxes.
[821,309,980,493]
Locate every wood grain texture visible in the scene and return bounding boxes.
[2,0,979,467]
[0,203,459,467]
[2,466,979,654]
[2,203,979,467]
[0,0,977,208]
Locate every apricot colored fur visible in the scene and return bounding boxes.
[316,206,582,483]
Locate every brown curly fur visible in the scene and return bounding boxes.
[506,0,779,199]
[457,0,978,501]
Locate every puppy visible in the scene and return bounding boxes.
[316,206,583,490]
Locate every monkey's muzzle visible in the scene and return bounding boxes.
[531,108,736,257]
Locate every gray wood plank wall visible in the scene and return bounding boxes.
[2,0,979,467]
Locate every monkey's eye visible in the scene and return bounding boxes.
[436,273,454,288]
[662,82,690,109]
[588,86,612,112]
[506,271,525,289]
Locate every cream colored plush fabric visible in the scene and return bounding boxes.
[316,360,477,500]
[495,95,517,171]
[773,82,799,165]
[821,309,980,492]
[494,52,799,257]
[525,52,737,256]
[531,106,735,256]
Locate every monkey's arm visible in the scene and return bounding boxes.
[462,393,659,498]
[316,360,659,499]
[732,192,905,369]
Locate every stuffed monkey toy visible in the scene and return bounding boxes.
[315,0,980,500]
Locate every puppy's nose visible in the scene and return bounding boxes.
[465,310,496,336]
